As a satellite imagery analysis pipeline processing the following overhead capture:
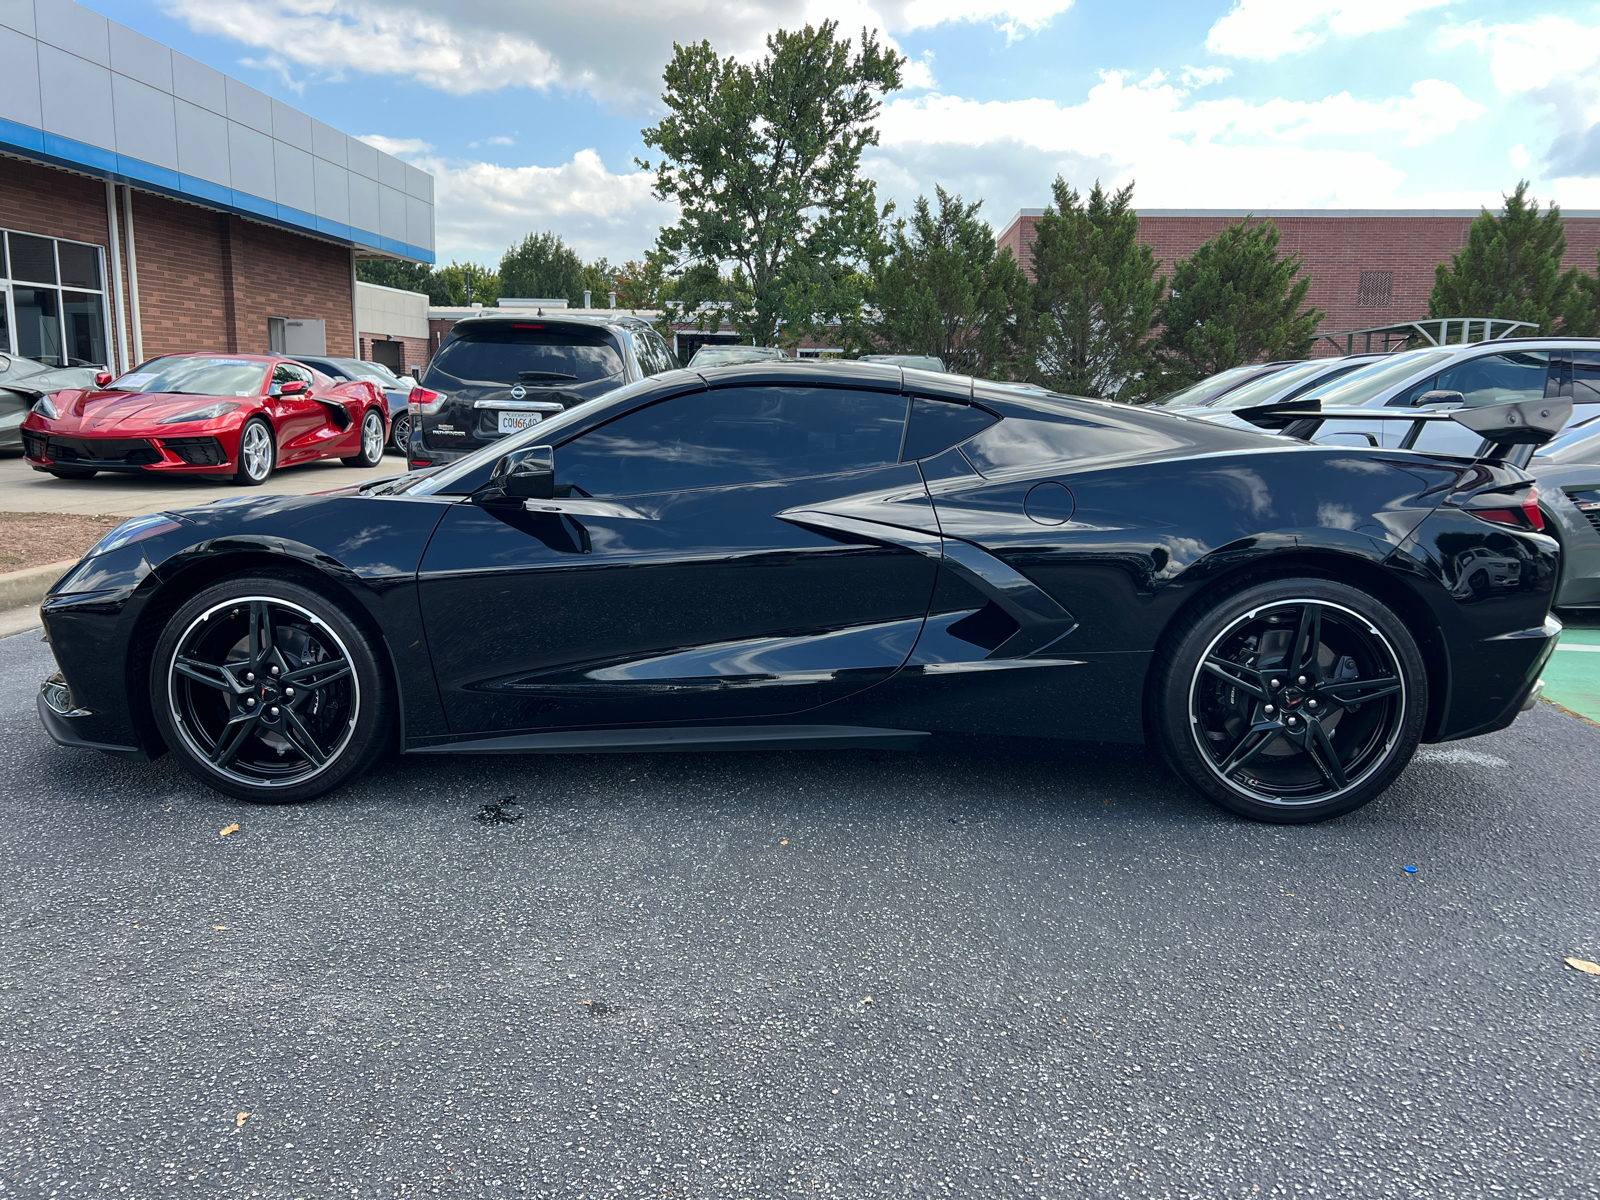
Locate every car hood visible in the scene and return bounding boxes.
[33,389,253,432]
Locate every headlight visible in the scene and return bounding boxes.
[31,394,57,419]
[82,513,181,559]
[159,401,239,424]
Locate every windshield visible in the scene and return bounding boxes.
[1195,360,1341,410]
[384,377,663,496]
[1151,365,1279,408]
[360,361,405,388]
[1314,350,1457,406]
[426,325,625,386]
[110,356,268,396]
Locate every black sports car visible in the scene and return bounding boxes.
[36,362,1564,823]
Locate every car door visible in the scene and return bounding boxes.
[415,381,939,735]
[266,361,328,463]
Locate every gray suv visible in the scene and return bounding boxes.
[407,313,680,468]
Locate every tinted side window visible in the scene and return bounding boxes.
[900,397,997,460]
[650,331,679,372]
[1435,351,1549,407]
[1550,351,1600,403]
[427,326,625,386]
[556,386,909,496]
[273,362,313,386]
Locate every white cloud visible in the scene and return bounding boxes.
[1180,65,1233,88]
[162,0,1064,104]
[1207,0,1451,60]
[365,140,671,266]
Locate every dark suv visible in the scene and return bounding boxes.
[407,313,679,467]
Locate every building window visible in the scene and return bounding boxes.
[0,229,109,367]
[1357,270,1394,308]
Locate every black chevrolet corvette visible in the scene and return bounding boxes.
[37,362,1565,823]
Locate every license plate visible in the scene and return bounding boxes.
[497,411,543,434]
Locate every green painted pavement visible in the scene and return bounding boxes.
[1545,615,1600,723]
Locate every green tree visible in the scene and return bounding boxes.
[499,231,586,305]
[640,21,903,348]
[430,261,500,307]
[581,258,617,306]
[613,254,670,310]
[872,186,1024,376]
[355,259,435,295]
[1431,181,1597,335]
[1150,218,1322,393]
[1027,178,1164,400]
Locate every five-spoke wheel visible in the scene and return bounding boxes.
[1157,579,1426,822]
[343,409,386,468]
[234,418,274,486]
[151,574,391,802]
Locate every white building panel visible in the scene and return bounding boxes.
[0,26,42,128]
[171,51,225,115]
[112,74,178,170]
[405,163,430,201]
[109,22,171,92]
[174,98,230,185]
[38,44,114,150]
[348,172,380,234]
[313,156,350,224]
[273,141,315,213]
[0,0,35,37]
[378,184,407,241]
[271,98,311,152]
[36,0,107,66]
[311,118,345,166]
[224,76,271,136]
[377,151,406,191]
[227,121,275,200]
[406,194,432,251]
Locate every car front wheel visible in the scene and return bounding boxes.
[234,418,275,486]
[150,572,392,803]
[1155,578,1427,823]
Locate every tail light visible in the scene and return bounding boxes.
[409,386,445,415]
[1454,485,1546,532]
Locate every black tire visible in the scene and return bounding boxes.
[149,571,392,803]
[234,417,275,486]
[342,408,385,468]
[48,467,97,479]
[389,411,411,455]
[1155,577,1427,824]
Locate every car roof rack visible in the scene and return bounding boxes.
[1233,396,1572,469]
[1315,317,1539,356]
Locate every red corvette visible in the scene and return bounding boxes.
[21,353,390,486]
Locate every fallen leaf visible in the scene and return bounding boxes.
[213,925,228,931]
[236,1112,249,1127]
[219,823,239,837]
[1565,957,1600,975]
[780,839,789,845]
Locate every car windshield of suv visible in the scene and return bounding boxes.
[109,356,268,396]
[1314,351,1456,406]
[427,325,624,386]
[1150,365,1278,408]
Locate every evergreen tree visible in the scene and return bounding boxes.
[1431,182,1596,335]
[640,22,903,348]
[1027,178,1163,400]
[872,187,1024,376]
[581,258,617,306]
[499,231,586,306]
[355,259,435,295]
[431,261,500,307]
[1151,218,1322,392]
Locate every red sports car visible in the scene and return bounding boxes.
[21,353,390,485]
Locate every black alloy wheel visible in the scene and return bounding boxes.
[389,411,410,454]
[343,409,386,468]
[150,573,392,802]
[1156,578,1427,823]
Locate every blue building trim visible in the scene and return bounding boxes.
[0,118,435,264]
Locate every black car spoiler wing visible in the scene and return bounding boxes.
[1233,396,1572,467]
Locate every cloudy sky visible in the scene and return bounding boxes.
[90,0,1600,267]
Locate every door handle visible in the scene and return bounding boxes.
[522,499,657,521]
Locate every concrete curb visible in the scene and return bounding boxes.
[0,559,77,619]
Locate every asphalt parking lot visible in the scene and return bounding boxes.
[1,631,1598,1200]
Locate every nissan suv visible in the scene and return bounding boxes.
[406,313,679,467]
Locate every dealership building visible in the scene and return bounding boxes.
[0,0,434,375]
[999,208,1600,345]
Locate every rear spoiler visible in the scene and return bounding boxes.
[1233,396,1572,468]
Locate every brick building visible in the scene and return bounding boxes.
[0,0,433,375]
[998,209,1600,345]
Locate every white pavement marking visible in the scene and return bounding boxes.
[1554,644,1600,653]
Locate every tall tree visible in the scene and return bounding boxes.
[1027,178,1164,400]
[499,231,586,305]
[639,21,903,348]
[613,254,670,310]
[431,261,500,307]
[1150,218,1322,392]
[1431,181,1596,335]
[873,186,1024,376]
[355,259,435,295]
[581,258,617,306]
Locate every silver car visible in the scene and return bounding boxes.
[1158,354,1386,414]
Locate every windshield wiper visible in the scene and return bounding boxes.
[517,371,578,381]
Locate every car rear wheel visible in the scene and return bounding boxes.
[150,572,392,803]
[234,418,275,486]
[48,467,97,480]
[1155,578,1427,823]
[389,411,410,454]
[342,409,385,468]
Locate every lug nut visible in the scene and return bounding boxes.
[269,665,280,677]
[1297,675,1307,685]
[1307,699,1318,710]
[245,672,255,683]
[269,706,279,718]
[284,686,295,698]
[1263,704,1275,715]
[245,697,256,708]
[1270,678,1281,689]
[1286,716,1298,727]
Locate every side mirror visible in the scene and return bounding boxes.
[273,380,307,397]
[1415,389,1464,407]
[491,445,555,500]
[94,371,113,388]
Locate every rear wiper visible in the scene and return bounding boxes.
[517,371,578,381]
